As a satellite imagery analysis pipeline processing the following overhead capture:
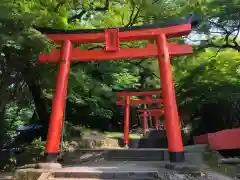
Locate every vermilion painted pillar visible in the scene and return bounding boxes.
[164,120,167,131]
[143,112,147,136]
[123,96,130,148]
[145,96,153,128]
[149,117,153,128]
[156,34,184,163]
[154,116,159,129]
[45,40,72,162]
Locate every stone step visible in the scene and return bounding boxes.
[104,149,166,161]
[52,178,113,180]
[63,145,206,163]
[53,178,155,180]
[53,168,160,179]
[53,179,160,180]
[63,149,205,163]
[104,149,203,161]
[53,179,159,180]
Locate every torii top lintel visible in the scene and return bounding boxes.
[38,14,200,63]
[39,24,190,44]
[116,89,162,97]
[115,90,163,105]
[37,14,199,44]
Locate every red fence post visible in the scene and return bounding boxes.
[143,112,147,136]
[45,40,72,162]
[154,116,159,129]
[124,96,130,148]
[156,34,184,163]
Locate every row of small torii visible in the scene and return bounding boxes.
[116,89,183,146]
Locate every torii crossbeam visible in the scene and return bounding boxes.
[38,14,198,163]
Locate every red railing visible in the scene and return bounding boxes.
[193,134,209,144]
[193,128,240,150]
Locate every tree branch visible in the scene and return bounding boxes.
[233,21,240,47]
[129,60,160,79]
[205,42,240,52]
[209,20,229,34]
[68,0,109,23]
[205,48,222,62]
[68,10,87,23]
[152,0,161,4]
[71,45,104,68]
[125,4,136,27]
[125,3,142,27]
[131,5,142,25]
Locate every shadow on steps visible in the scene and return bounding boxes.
[138,130,168,148]
[116,130,168,149]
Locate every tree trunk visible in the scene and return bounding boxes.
[139,71,150,129]
[0,105,6,149]
[22,63,49,140]
[26,78,49,139]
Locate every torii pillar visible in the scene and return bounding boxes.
[44,40,71,162]
[156,34,184,162]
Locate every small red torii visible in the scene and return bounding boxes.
[38,15,198,163]
[116,90,163,147]
[137,108,164,136]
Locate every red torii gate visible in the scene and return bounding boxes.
[116,90,163,146]
[38,15,196,163]
[137,108,164,136]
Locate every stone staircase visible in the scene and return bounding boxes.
[36,160,164,180]
[15,145,219,180]
[15,128,210,180]
[17,139,239,180]
[34,147,206,180]
[62,148,168,166]
[62,145,206,165]
[31,149,169,180]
